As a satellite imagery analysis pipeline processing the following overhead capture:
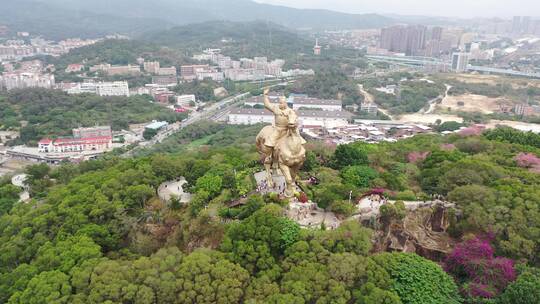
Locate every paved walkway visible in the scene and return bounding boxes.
[356,196,456,220]
[11,174,30,202]
[286,200,341,230]
[157,177,192,203]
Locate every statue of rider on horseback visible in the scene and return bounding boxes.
[256,88,306,197]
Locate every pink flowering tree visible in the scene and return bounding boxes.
[514,153,540,168]
[444,236,516,299]
[459,125,484,136]
[514,153,540,173]
[407,151,430,163]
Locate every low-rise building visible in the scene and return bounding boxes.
[180,64,211,80]
[514,103,540,116]
[196,70,224,82]
[176,94,196,106]
[228,108,352,128]
[38,136,112,153]
[89,63,111,73]
[106,64,140,76]
[157,66,177,76]
[0,72,55,90]
[66,81,130,97]
[96,81,130,97]
[152,76,178,86]
[90,64,140,75]
[73,126,112,138]
[144,61,160,74]
[375,85,397,95]
[360,103,379,114]
[65,64,84,73]
[224,68,264,81]
[292,97,342,111]
[38,126,113,154]
[145,121,169,131]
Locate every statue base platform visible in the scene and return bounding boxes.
[254,171,287,195]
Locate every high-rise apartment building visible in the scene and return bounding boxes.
[451,52,470,73]
[512,16,534,34]
[379,25,427,56]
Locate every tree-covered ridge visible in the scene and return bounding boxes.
[286,67,364,107]
[46,39,160,69]
[144,21,313,61]
[0,0,173,40]
[0,89,186,145]
[0,124,539,303]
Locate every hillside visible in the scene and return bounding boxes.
[0,0,172,40]
[0,121,539,303]
[1,0,394,39]
[144,21,313,60]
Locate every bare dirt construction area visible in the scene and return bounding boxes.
[437,93,511,114]
[487,120,540,133]
[440,73,540,89]
[397,113,463,124]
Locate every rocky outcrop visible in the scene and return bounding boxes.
[372,203,458,261]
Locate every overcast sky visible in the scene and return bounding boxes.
[255,0,539,18]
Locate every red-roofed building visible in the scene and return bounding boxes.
[38,131,112,153]
[65,64,84,73]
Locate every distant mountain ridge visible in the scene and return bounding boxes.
[34,0,395,29]
[0,0,395,39]
[0,0,173,40]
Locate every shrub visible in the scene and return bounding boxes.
[374,252,462,304]
[341,165,379,188]
[407,151,430,163]
[514,152,540,168]
[330,200,356,217]
[498,267,540,304]
[444,236,516,299]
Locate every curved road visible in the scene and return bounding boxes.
[358,84,394,120]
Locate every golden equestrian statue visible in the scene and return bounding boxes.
[256,88,306,197]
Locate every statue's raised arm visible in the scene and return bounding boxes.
[263,88,277,113]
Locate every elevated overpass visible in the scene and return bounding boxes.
[365,55,540,79]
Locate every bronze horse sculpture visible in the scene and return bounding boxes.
[256,111,306,197]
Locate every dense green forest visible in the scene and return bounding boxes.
[0,120,539,303]
[144,21,313,61]
[286,68,364,107]
[40,39,189,72]
[0,89,186,145]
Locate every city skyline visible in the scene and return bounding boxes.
[255,0,540,18]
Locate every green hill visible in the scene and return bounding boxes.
[0,0,172,40]
[144,21,313,60]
